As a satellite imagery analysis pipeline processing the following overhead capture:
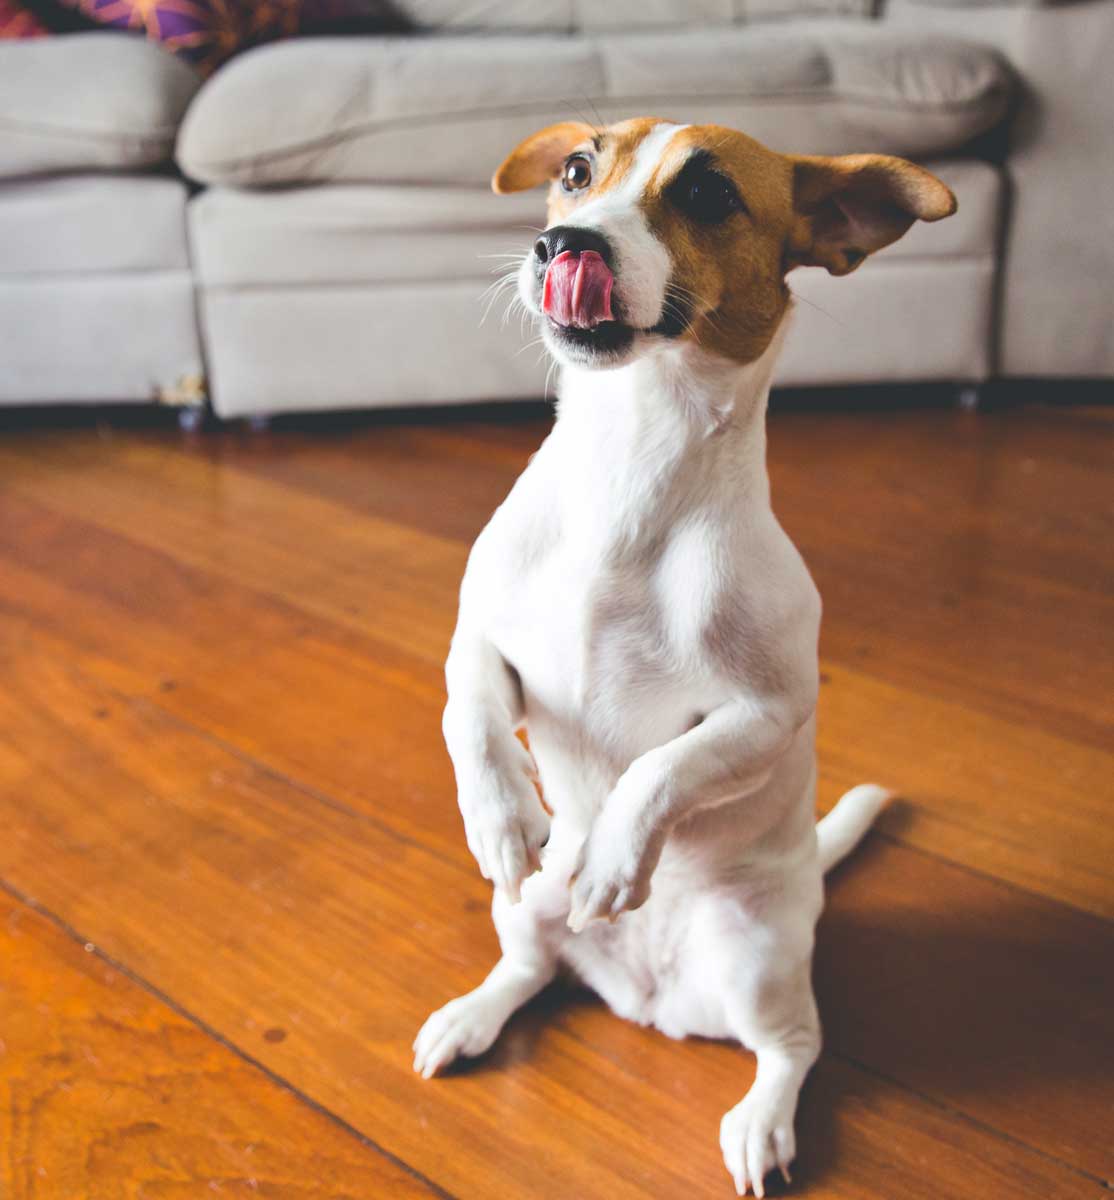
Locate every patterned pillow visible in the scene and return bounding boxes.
[0,0,50,35]
[50,1,242,74]
[48,1,405,75]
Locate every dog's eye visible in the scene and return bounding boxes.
[562,155,592,192]
[676,170,743,225]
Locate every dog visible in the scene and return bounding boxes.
[413,118,955,1196]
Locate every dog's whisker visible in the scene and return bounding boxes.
[500,290,521,328]
[514,334,547,360]
[663,287,729,339]
[478,274,521,326]
[478,275,517,304]
[480,259,528,273]
[543,356,559,403]
[786,286,844,327]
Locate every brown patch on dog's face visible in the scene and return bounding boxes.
[636,126,798,364]
[494,119,956,368]
[633,126,956,363]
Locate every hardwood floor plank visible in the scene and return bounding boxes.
[1,469,1109,920]
[167,404,1114,750]
[0,632,1108,1192]
[0,889,443,1199]
[0,437,464,666]
[768,406,1114,749]
[816,662,1114,918]
[170,417,540,545]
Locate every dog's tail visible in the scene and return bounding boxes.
[817,784,891,874]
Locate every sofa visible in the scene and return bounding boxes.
[1,1,1111,420]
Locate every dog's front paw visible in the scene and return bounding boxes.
[463,796,549,903]
[566,804,661,933]
[720,1092,796,1198]
[459,740,549,903]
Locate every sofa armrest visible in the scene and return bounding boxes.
[882,0,1114,378]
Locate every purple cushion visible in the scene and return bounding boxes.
[0,0,52,36]
[49,0,404,75]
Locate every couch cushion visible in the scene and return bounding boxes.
[0,33,199,177]
[394,0,874,31]
[177,25,1013,188]
[0,175,190,276]
[191,184,547,289]
[189,159,1000,289]
[0,272,202,404]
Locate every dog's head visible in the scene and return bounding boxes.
[494,119,956,370]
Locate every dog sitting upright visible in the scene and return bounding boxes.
[414,120,955,1196]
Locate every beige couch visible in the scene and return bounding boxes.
[1,1,1111,418]
[0,36,204,408]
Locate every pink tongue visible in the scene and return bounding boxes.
[542,250,615,328]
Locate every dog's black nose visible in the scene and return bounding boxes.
[533,226,612,267]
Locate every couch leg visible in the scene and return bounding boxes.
[177,406,205,433]
[956,384,981,411]
[246,414,272,433]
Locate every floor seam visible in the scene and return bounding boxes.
[0,876,460,1200]
[131,688,474,885]
[553,1020,1108,1188]
[826,1049,1110,1189]
[867,828,1113,926]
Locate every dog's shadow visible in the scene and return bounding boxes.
[802,823,1111,1187]
[447,815,1112,1189]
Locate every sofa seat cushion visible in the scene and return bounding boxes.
[190,158,999,291]
[0,175,190,276]
[0,171,201,405]
[177,25,1013,187]
[0,33,199,177]
[190,184,546,288]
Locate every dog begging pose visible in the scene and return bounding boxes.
[414,119,955,1196]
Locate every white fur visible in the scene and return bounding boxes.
[416,129,887,1198]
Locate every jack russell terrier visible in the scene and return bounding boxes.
[413,118,955,1196]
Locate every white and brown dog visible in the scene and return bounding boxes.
[414,119,955,1195]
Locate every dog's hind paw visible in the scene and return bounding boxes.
[720,1092,796,1198]
[412,992,507,1079]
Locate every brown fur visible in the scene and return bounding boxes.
[493,119,957,366]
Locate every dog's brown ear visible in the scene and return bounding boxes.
[492,121,597,195]
[786,154,957,275]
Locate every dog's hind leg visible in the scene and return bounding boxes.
[413,879,565,1078]
[715,892,823,1198]
[720,974,820,1197]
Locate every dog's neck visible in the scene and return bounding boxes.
[550,316,789,547]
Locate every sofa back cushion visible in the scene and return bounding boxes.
[0,33,200,177]
[394,0,876,31]
[177,24,1013,188]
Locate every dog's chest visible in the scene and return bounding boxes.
[489,510,738,745]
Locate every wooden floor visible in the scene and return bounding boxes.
[0,398,1111,1198]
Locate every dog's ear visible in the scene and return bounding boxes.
[786,154,956,276]
[492,122,597,195]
